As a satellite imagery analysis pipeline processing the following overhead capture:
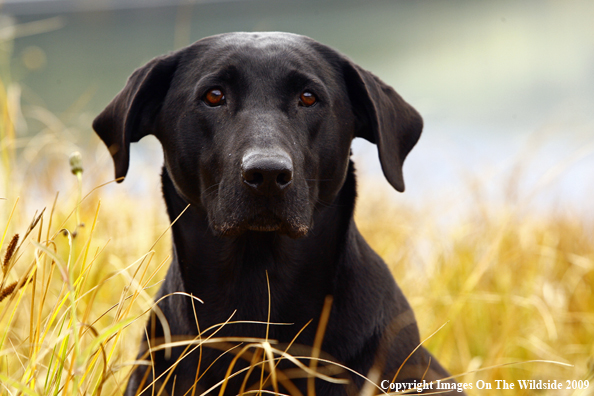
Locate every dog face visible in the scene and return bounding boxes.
[158,33,355,238]
[93,32,423,238]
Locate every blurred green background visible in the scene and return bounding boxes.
[2,0,593,214]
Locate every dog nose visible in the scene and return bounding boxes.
[241,151,293,195]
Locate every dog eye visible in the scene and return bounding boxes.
[203,88,226,107]
[299,91,317,107]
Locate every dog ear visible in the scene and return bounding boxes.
[93,53,179,182]
[342,62,422,192]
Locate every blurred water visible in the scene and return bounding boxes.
[4,0,594,215]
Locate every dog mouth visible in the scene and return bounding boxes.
[245,212,283,232]
[213,210,310,239]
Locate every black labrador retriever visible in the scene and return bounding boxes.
[94,32,462,396]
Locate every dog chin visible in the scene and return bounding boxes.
[213,217,310,239]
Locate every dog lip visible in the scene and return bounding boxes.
[214,212,309,238]
[245,211,283,231]
[246,223,281,232]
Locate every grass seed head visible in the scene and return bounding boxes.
[69,151,83,176]
[0,281,18,303]
[2,233,19,275]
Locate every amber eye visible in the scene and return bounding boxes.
[299,91,317,107]
[203,88,225,107]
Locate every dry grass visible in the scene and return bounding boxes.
[356,182,594,395]
[1,52,593,396]
[1,147,592,396]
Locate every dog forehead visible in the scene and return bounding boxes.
[182,32,335,80]
[201,32,314,55]
[209,31,307,48]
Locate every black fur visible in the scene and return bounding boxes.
[93,32,461,395]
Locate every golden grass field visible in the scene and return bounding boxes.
[1,66,593,395]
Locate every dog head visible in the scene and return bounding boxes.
[93,32,422,238]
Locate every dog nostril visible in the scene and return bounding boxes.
[243,170,264,187]
[252,172,264,185]
[276,171,292,187]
